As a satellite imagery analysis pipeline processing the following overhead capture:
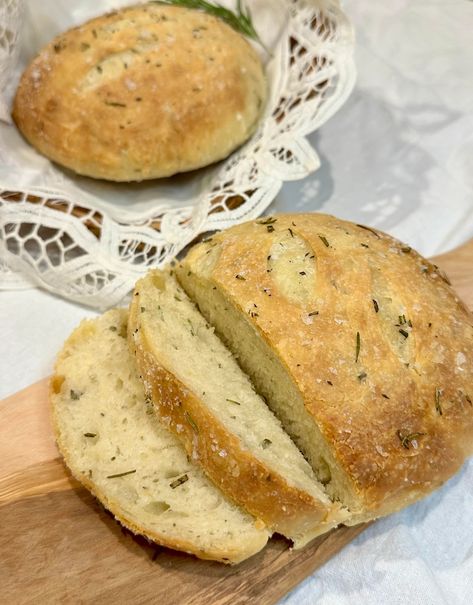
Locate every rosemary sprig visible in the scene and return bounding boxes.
[154,0,265,49]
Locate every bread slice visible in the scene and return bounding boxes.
[176,214,473,524]
[129,270,347,546]
[50,309,269,564]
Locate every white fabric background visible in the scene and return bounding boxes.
[1,0,472,603]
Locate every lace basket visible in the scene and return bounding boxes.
[0,0,356,308]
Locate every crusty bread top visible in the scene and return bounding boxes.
[50,308,268,564]
[13,3,266,182]
[179,213,473,512]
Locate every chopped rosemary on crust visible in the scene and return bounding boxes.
[257,216,277,225]
[104,101,127,108]
[397,430,426,449]
[184,411,199,433]
[355,331,361,362]
[356,224,381,238]
[435,387,443,415]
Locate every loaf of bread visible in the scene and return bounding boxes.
[128,270,347,546]
[177,213,473,524]
[13,3,266,181]
[50,212,473,563]
[50,308,269,564]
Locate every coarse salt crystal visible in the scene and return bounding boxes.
[301,313,314,325]
[124,78,137,91]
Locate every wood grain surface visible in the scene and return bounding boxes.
[1,241,472,605]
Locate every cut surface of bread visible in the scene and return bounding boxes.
[13,3,266,181]
[129,271,347,546]
[177,213,473,522]
[50,309,269,564]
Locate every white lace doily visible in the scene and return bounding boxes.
[0,0,356,309]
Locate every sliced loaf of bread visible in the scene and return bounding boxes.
[51,308,269,564]
[176,214,473,524]
[129,271,347,546]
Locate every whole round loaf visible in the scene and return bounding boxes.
[12,3,266,182]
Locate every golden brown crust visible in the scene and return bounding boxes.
[13,4,266,181]
[50,311,268,564]
[128,284,339,541]
[180,213,473,516]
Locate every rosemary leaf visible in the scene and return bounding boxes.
[257,216,277,225]
[397,430,426,449]
[356,224,381,239]
[107,469,136,479]
[355,331,361,363]
[226,398,241,405]
[318,235,330,247]
[185,411,199,433]
[104,101,127,108]
[435,387,443,415]
[153,0,265,48]
[170,474,189,489]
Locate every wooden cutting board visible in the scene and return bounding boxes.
[1,240,472,605]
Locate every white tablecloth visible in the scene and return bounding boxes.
[1,1,472,603]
